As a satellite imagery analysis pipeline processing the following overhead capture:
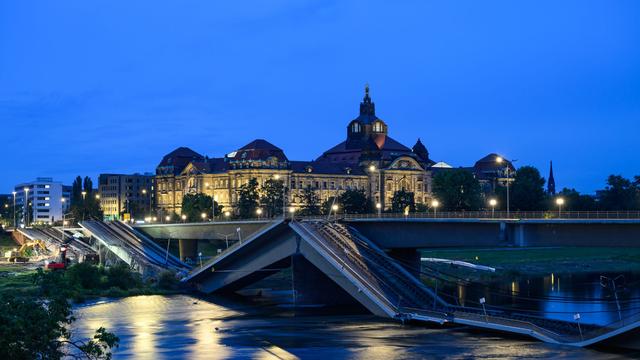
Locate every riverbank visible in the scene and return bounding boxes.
[420,247,640,281]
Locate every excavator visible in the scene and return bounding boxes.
[3,240,48,263]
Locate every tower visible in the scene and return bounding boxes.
[547,161,556,195]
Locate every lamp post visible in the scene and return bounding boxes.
[331,204,339,221]
[496,156,517,218]
[431,199,439,217]
[256,208,263,219]
[181,214,187,223]
[201,212,207,222]
[141,189,148,217]
[224,211,231,220]
[165,215,171,223]
[24,187,29,227]
[12,191,16,228]
[556,197,565,217]
[289,206,296,220]
[274,174,286,220]
[212,195,217,222]
[369,165,382,216]
[489,198,497,218]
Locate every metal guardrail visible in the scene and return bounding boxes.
[145,211,640,225]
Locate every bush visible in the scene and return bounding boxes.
[104,264,141,290]
[66,262,103,290]
[157,271,179,290]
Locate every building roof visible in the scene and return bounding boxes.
[290,161,366,175]
[157,147,204,175]
[227,139,288,162]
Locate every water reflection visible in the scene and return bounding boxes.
[71,294,638,359]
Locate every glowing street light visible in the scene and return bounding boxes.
[224,211,231,219]
[431,199,440,217]
[165,215,171,223]
[95,194,100,200]
[181,214,187,223]
[289,207,296,220]
[81,191,87,200]
[489,198,497,218]
[201,212,207,221]
[24,187,30,226]
[496,156,517,218]
[368,164,383,216]
[556,197,565,217]
[12,191,17,228]
[256,208,263,218]
[152,216,157,222]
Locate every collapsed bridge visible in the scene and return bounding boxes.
[183,219,640,348]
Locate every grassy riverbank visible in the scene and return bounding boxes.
[0,262,184,301]
[421,247,640,281]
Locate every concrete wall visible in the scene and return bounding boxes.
[135,221,272,240]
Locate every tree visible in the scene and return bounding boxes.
[69,176,102,223]
[556,188,597,211]
[339,189,370,214]
[432,169,483,211]
[181,193,221,221]
[0,269,119,359]
[598,175,639,210]
[260,179,284,217]
[391,189,415,213]
[511,166,546,211]
[237,178,260,218]
[299,187,321,216]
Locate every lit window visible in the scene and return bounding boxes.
[373,121,384,132]
[352,122,361,133]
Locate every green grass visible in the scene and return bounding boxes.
[420,247,640,280]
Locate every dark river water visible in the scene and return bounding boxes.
[70,272,640,360]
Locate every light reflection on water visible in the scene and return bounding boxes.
[70,294,637,359]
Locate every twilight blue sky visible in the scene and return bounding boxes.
[1,1,639,193]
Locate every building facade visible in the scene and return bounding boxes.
[155,87,513,216]
[98,173,154,220]
[14,177,70,225]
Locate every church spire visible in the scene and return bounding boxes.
[547,161,556,195]
[359,83,375,116]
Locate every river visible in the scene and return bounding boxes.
[70,281,640,359]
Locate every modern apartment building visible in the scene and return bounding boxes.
[98,173,154,220]
[14,177,70,225]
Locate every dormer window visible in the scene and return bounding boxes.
[373,121,384,133]
[352,122,361,133]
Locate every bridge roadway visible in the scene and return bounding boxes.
[134,215,640,261]
[182,219,640,348]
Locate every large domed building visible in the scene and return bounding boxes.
[153,86,508,216]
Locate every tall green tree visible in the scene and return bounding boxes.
[237,178,260,218]
[391,189,415,213]
[181,193,222,221]
[432,169,483,211]
[339,189,370,214]
[69,176,102,223]
[299,187,321,216]
[511,166,547,210]
[260,179,285,217]
[557,188,597,211]
[598,175,639,210]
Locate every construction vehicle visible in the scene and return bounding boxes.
[3,240,48,262]
[45,246,69,270]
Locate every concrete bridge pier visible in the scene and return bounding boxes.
[179,239,198,262]
[291,254,360,307]
[387,248,421,277]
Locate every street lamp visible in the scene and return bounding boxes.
[23,187,29,227]
[212,195,218,222]
[369,165,382,216]
[224,211,231,219]
[555,197,565,217]
[431,199,440,217]
[165,215,171,223]
[95,194,100,200]
[201,212,207,221]
[273,174,286,219]
[289,206,296,220]
[12,191,16,228]
[496,156,517,218]
[489,198,497,218]
[256,208,263,218]
[181,214,187,223]
[81,191,87,200]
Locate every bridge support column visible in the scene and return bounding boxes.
[387,248,421,277]
[179,239,198,262]
[513,224,527,247]
[292,255,360,307]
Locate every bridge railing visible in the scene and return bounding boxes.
[332,210,640,221]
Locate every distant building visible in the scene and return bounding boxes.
[14,177,70,225]
[472,153,516,194]
[98,173,154,220]
[154,86,519,215]
[547,161,556,195]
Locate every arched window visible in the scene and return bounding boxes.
[373,121,384,133]
[352,122,361,133]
